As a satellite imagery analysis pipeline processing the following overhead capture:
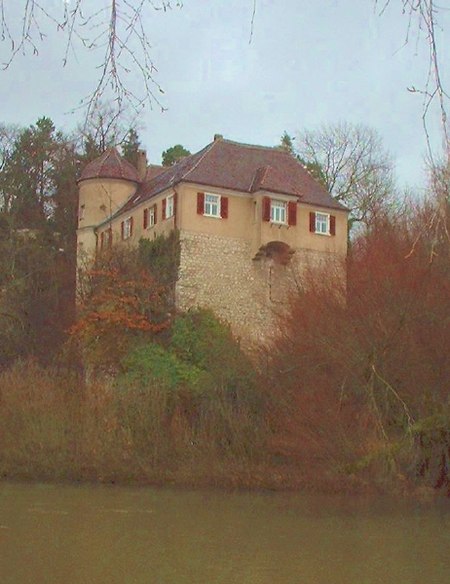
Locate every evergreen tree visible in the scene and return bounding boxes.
[4,117,58,229]
[0,117,79,367]
[122,128,141,167]
[279,131,295,154]
[162,144,191,167]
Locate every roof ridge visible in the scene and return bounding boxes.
[180,141,217,182]
[249,165,271,192]
[220,139,286,153]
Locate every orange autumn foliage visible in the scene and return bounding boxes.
[71,251,171,369]
[266,206,450,491]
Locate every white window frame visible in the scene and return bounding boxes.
[148,206,156,227]
[166,195,174,218]
[315,212,330,235]
[270,200,287,224]
[123,216,132,240]
[204,193,221,218]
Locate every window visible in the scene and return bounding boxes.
[197,192,228,219]
[149,206,155,226]
[270,200,287,224]
[79,204,85,221]
[99,229,113,250]
[315,212,330,235]
[166,195,174,218]
[204,194,221,217]
[263,197,296,225]
[122,216,133,240]
[144,205,157,229]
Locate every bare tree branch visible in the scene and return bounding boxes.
[0,1,183,123]
[297,122,396,230]
[376,1,449,156]
[377,1,450,249]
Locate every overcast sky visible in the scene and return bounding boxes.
[1,1,449,190]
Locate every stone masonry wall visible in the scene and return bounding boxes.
[176,230,330,348]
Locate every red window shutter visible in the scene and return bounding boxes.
[162,198,166,220]
[130,216,134,236]
[143,208,148,229]
[154,204,157,224]
[121,221,125,240]
[288,201,297,226]
[173,192,178,217]
[197,192,205,215]
[262,197,271,222]
[221,196,228,219]
[330,215,336,236]
[309,212,316,233]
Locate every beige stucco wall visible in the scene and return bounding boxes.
[94,188,176,251]
[78,178,138,228]
[177,183,348,258]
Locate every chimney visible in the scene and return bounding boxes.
[137,149,148,180]
[214,134,223,141]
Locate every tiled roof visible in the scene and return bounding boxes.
[79,148,140,183]
[145,164,166,180]
[118,139,348,216]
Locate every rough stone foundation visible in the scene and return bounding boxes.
[176,230,330,348]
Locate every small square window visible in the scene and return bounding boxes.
[204,194,221,217]
[270,200,287,224]
[315,212,330,235]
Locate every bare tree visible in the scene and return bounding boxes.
[377,1,448,156]
[296,122,396,230]
[77,101,142,156]
[0,1,183,121]
[0,124,19,213]
[377,1,450,247]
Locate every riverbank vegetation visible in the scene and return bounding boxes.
[266,203,450,496]
[1,202,448,495]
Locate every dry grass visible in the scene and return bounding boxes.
[0,360,270,487]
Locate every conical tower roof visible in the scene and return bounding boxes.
[79,148,140,183]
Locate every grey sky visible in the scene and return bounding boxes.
[1,1,448,190]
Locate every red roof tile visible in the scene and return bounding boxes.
[145,164,166,180]
[79,148,140,183]
[116,139,348,216]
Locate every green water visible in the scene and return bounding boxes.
[0,482,449,583]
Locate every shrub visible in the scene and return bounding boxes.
[267,210,450,492]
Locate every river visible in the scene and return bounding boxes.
[1,481,449,583]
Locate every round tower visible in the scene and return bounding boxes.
[77,148,140,264]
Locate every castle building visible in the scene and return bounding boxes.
[77,135,348,345]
